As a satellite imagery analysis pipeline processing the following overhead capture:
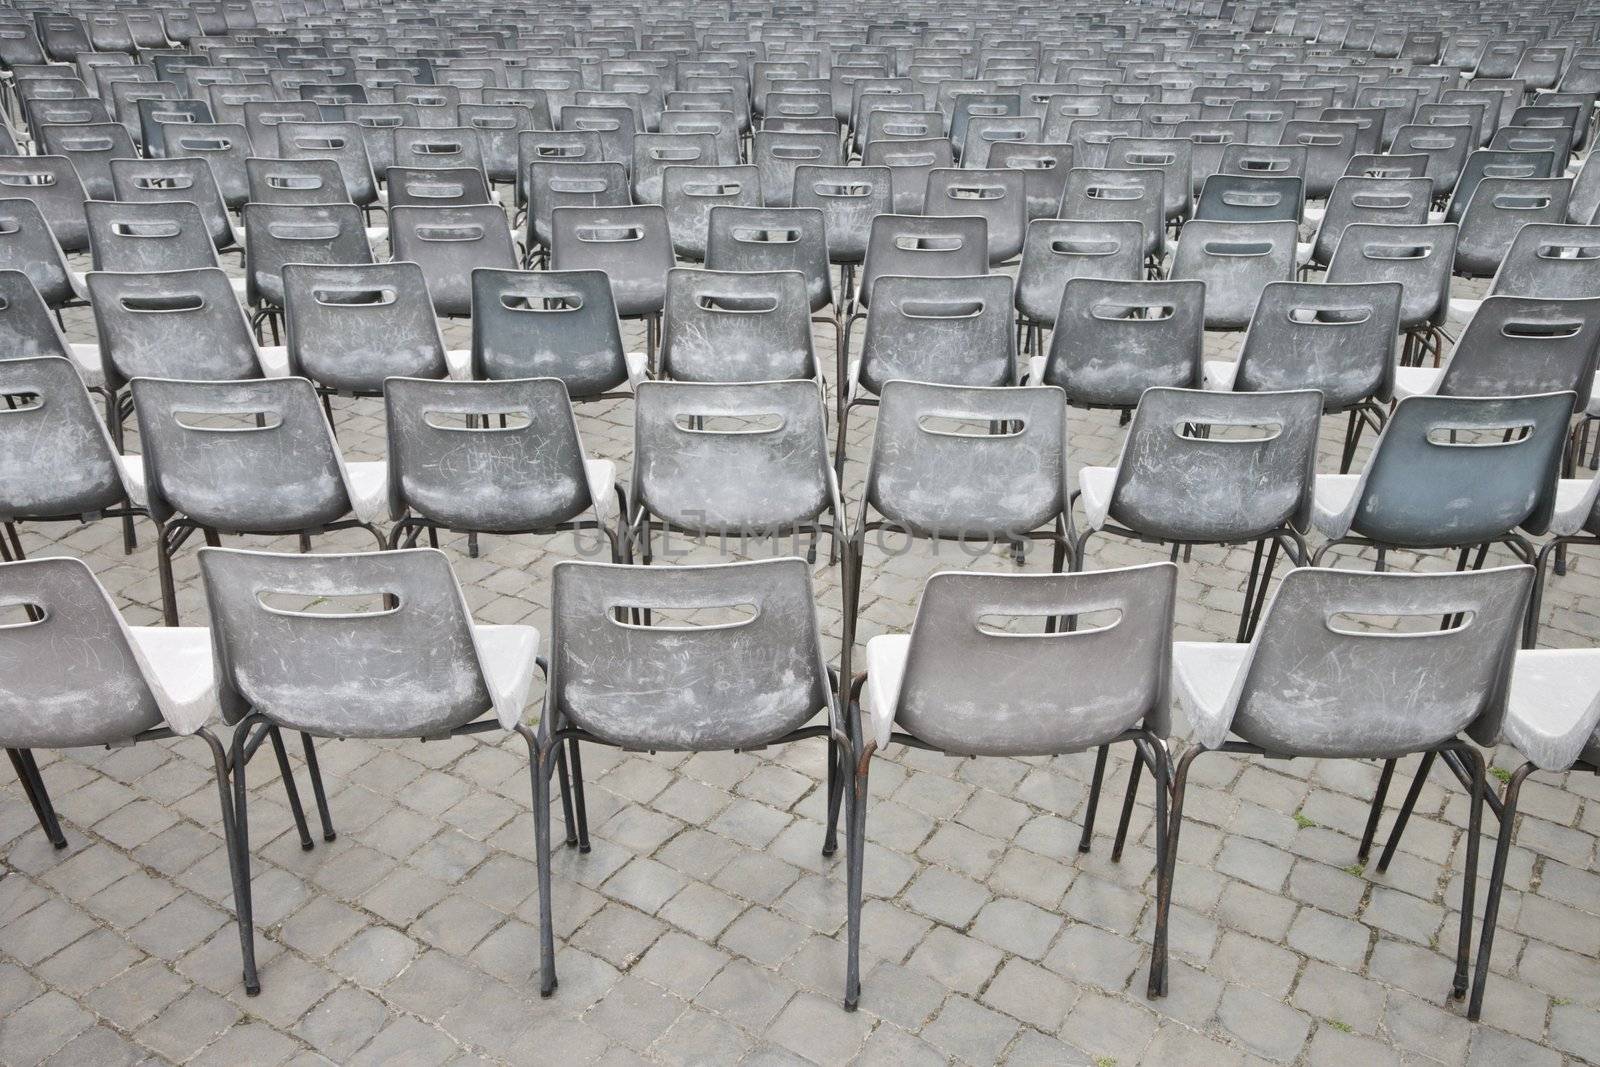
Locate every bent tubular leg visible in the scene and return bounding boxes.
[267,726,314,851]
[1151,742,1203,999]
[843,683,871,1012]
[1469,761,1535,1020]
[300,734,335,842]
[520,724,559,997]
[1078,744,1111,853]
[8,748,66,849]
[1449,742,1486,1000]
[1377,750,1436,873]
[197,727,258,995]
[226,717,263,995]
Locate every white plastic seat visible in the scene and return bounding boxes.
[861,633,911,750]
[1310,473,1362,537]
[1500,649,1600,771]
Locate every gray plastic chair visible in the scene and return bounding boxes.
[862,137,954,214]
[1482,224,1600,302]
[661,164,760,262]
[705,205,836,321]
[659,268,816,384]
[132,375,388,625]
[961,113,1043,169]
[0,554,250,940]
[549,204,675,349]
[1454,177,1573,278]
[1104,136,1192,226]
[86,268,281,405]
[1159,564,1531,1000]
[523,160,630,265]
[35,122,134,201]
[846,380,1075,674]
[631,132,718,205]
[1307,176,1432,268]
[1171,219,1299,330]
[1489,124,1574,173]
[384,376,624,560]
[838,272,1018,470]
[201,545,542,996]
[390,125,490,182]
[0,269,102,392]
[1325,222,1457,365]
[987,140,1076,221]
[242,202,375,338]
[629,378,843,565]
[468,268,646,401]
[1069,117,1145,168]
[1310,391,1576,560]
[792,163,893,273]
[1392,296,1600,407]
[161,122,250,209]
[110,156,239,257]
[281,261,462,399]
[516,128,605,210]
[84,199,221,275]
[1075,386,1322,640]
[1033,277,1206,409]
[459,102,540,185]
[850,212,989,320]
[1219,142,1307,183]
[1446,149,1559,224]
[0,355,141,556]
[384,164,493,208]
[752,130,841,207]
[658,110,741,168]
[1015,219,1145,340]
[276,119,382,210]
[1279,118,1360,198]
[1390,123,1474,203]
[137,97,211,159]
[537,557,843,997]
[924,167,1028,264]
[853,561,1178,1008]
[560,103,636,165]
[1059,167,1166,263]
[390,203,517,318]
[1175,118,1250,196]
[1208,280,1404,470]
[1195,173,1303,224]
[0,155,89,253]
[245,157,352,207]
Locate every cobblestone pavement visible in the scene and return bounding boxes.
[3,249,1599,1067]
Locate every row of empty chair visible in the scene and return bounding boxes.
[5,0,1600,1044]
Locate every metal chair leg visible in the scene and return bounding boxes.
[566,738,590,853]
[1358,758,1397,863]
[300,733,335,842]
[843,682,870,1012]
[267,726,314,851]
[1469,761,1534,1020]
[523,725,559,997]
[554,741,578,849]
[198,726,258,996]
[1111,746,1144,862]
[1377,750,1436,873]
[8,748,66,849]
[1077,744,1110,853]
[823,735,843,857]
[1151,743,1204,999]
[1450,743,1486,1000]
[227,719,261,995]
